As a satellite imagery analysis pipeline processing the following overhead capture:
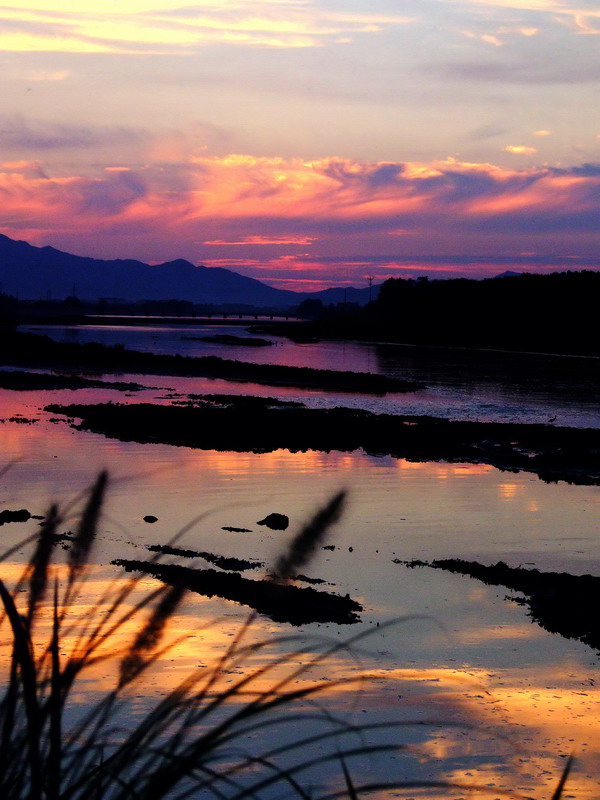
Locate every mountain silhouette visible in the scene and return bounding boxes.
[0,234,376,307]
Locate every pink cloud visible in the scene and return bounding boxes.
[1,154,599,287]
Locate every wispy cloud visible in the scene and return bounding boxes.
[436,57,600,84]
[204,235,316,245]
[0,1,412,53]
[465,0,600,34]
[0,116,148,150]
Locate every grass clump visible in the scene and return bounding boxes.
[0,474,571,799]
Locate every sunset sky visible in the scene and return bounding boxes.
[1,0,599,290]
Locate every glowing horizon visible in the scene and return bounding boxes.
[1,153,599,290]
[0,0,598,289]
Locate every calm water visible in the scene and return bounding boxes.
[2,323,600,796]
[22,322,600,428]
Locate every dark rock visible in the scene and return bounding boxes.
[0,509,32,526]
[143,515,158,523]
[257,513,289,531]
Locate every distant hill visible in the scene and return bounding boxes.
[0,234,378,308]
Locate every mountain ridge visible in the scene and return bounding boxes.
[0,234,377,307]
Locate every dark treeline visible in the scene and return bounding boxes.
[0,294,292,321]
[294,271,600,356]
[2,270,598,355]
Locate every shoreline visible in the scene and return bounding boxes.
[20,316,600,360]
[113,558,362,626]
[46,395,600,486]
[0,369,149,392]
[401,558,600,652]
[3,331,420,394]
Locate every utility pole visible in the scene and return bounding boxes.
[366,275,374,304]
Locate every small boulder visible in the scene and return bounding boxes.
[143,515,158,524]
[257,513,289,531]
[0,509,32,526]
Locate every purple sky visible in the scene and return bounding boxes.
[1,1,599,290]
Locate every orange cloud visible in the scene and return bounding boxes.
[204,235,316,246]
[1,153,599,286]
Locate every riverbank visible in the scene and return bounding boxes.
[2,331,419,394]
[401,558,600,652]
[0,369,149,392]
[113,557,362,626]
[46,395,600,486]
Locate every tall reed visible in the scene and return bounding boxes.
[0,474,571,799]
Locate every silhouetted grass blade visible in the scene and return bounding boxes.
[0,474,573,800]
[550,754,574,799]
[274,490,346,581]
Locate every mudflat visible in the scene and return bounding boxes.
[401,558,600,651]
[46,395,600,486]
[3,331,419,394]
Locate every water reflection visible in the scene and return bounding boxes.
[20,323,600,427]
[1,397,598,574]
[1,382,599,795]
[1,557,598,798]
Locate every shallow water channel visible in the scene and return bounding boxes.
[22,320,600,428]
[1,323,599,797]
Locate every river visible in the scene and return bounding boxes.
[1,321,599,797]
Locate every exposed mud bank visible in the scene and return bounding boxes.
[0,369,147,392]
[46,396,600,486]
[4,331,418,394]
[147,544,263,572]
[112,558,362,625]
[400,558,600,652]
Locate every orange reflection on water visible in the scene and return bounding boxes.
[367,666,600,798]
[171,447,361,478]
[458,620,547,645]
[394,460,494,476]
[1,556,599,797]
[499,481,521,500]
[0,418,41,459]
[0,561,363,698]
